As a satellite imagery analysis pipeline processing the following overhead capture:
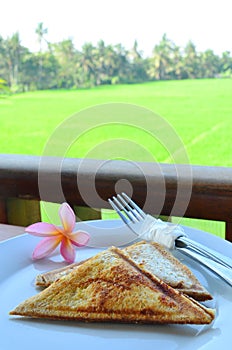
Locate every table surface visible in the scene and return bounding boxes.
[0,224,25,242]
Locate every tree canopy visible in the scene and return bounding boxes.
[0,26,231,92]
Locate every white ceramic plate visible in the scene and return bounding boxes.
[0,219,232,350]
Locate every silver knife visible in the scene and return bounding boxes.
[177,246,232,287]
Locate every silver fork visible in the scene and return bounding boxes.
[108,192,232,287]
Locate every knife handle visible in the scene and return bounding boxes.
[177,247,232,287]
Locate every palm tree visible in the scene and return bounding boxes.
[35,22,48,53]
[2,32,27,88]
[183,41,200,78]
[0,78,9,95]
[52,39,78,88]
[95,40,117,85]
[129,40,142,61]
[169,45,184,79]
[8,32,21,86]
[220,51,232,76]
[128,40,148,82]
[113,43,131,83]
[148,34,174,80]
[200,50,220,78]
[78,42,97,86]
[35,22,48,88]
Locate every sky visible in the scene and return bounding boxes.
[0,0,231,57]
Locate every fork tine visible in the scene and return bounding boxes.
[121,192,146,219]
[116,194,142,221]
[108,199,129,225]
[112,196,138,223]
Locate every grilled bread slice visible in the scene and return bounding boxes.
[124,241,212,301]
[35,259,89,287]
[10,247,215,324]
[35,241,212,301]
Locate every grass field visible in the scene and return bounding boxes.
[1,78,232,165]
[1,78,232,237]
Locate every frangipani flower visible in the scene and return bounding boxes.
[26,203,90,263]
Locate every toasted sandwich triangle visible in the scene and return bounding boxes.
[124,241,212,301]
[10,247,215,324]
[35,241,212,301]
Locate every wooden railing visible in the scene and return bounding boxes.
[0,154,232,242]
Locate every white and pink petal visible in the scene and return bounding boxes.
[32,236,62,260]
[60,237,76,263]
[26,222,59,237]
[59,203,76,233]
[70,231,90,247]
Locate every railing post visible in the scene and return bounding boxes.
[0,198,7,223]
[225,221,232,242]
[74,206,102,221]
[6,198,41,226]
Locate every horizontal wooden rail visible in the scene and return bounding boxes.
[0,154,232,241]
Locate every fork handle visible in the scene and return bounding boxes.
[177,247,232,287]
[176,236,232,269]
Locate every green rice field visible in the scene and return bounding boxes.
[1,78,232,237]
